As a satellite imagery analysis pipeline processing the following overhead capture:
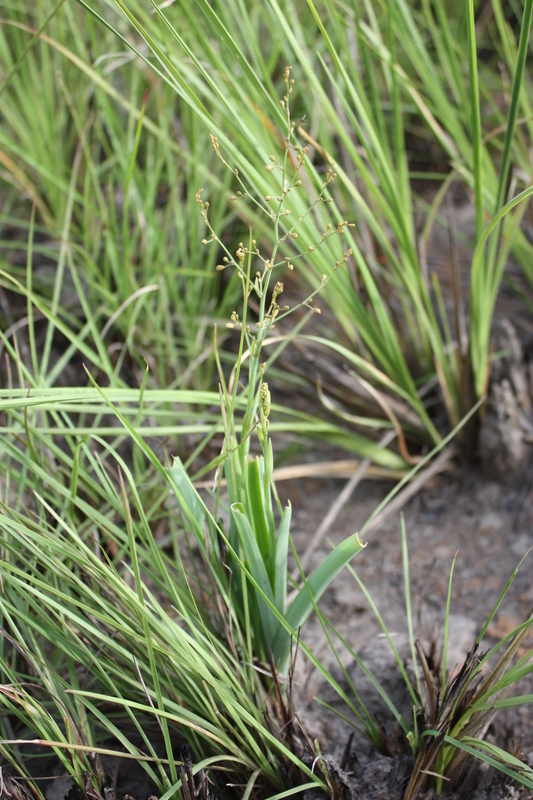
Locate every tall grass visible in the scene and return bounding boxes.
[72,0,533,460]
[165,84,370,670]
[0,0,240,394]
[0,415,329,798]
[1,0,408,468]
[0,32,383,792]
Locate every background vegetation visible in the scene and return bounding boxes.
[0,0,533,798]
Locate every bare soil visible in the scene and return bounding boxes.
[283,465,533,799]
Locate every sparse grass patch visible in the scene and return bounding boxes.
[312,520,533,797]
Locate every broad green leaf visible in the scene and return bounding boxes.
[168,457,211,550]
[274,504,292,615]
[271,533,366,662]
[245,456,272,567]
[230,503,277,647]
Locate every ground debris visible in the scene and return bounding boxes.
[177,745,216,800]
[0,768,42,800]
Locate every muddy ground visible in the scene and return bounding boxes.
[286,465,533,799]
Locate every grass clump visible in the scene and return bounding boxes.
[0,57,367,800]
[75,0,533,464]
[0,448,329,799]
[169,69,367,670]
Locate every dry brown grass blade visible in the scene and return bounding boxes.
[403,734,447,800]
[271,461,405,481]
[178,744,213,800]
[193,460,406,489]
[0,767,43,800]
[356,376,420,465]
[415,640,438,724]
[296,126,334,166]
[298,350,426,432]
[403,643,485,800]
